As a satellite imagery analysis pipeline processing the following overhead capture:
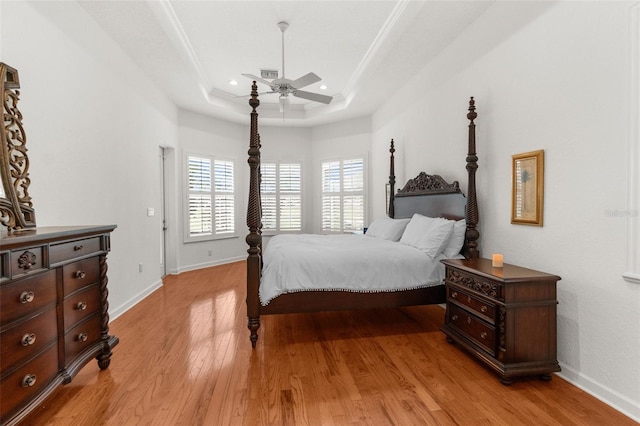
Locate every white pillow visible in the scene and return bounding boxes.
[399,214,455,258]
[443,219,466,258]
[366,218,411,241]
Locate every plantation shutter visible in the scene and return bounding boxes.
[279,163,301,231]
[261,163,277,231]
[321,158,364,232]
[261,161,302,232]
[214,160,234,234]
[188,156,213,237]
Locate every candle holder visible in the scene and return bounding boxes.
[492,253,504,268]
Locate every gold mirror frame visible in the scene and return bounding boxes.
[1,62,36,231]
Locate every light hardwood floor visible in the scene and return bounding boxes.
[23,261,637,425]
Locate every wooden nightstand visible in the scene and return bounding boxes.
[440,258,561,385]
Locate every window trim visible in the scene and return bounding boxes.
[183,152,238,243]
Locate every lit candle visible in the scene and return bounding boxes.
[492,253,504,268]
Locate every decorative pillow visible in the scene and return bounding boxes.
[399,214,455,258]
[443,219,466,258]
[366,218,411,241]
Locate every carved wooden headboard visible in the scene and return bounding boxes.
[393,173,467,221]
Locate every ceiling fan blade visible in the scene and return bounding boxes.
[291,72,321,89]
[293,90,333,104]
[241,73,274,88]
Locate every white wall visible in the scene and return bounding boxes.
[1,1,178,318]
[372,2,639,420]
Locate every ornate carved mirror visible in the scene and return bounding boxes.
[1,62,36,231]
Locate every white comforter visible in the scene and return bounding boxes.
[259,233,448,306]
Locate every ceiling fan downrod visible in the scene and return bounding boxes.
[278,21,289,79]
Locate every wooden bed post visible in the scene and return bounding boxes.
[246,82,262,347]
[465,97,480,258]
[388,139,396,218]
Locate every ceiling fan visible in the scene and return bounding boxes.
[242,21,333,112]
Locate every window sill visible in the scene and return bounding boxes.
[184,234,239,244]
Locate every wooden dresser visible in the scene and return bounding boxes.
[441,258,560,385]
[0,226,118,425]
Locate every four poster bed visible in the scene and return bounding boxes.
[245,82,479,347]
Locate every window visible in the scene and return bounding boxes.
[261,161,302,232]
[322,158,365,232]
[186,155,235,241]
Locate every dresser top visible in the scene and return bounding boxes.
[441,258,561,283]
[0,225,116,249]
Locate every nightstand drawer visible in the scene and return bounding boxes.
[445,267,502,301]
[448,304,496,356]
[448,286,496,324]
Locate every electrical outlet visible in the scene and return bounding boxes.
[138,263,143,273]
[208,250,212,256]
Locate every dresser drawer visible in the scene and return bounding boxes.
[448,304,496,356]
[448,286,496,324]
[64,285,100,332]
[49,236,102,265]
[62,257,100,296]
[0,343,59,420]
[445,267,503,301]
[0,308,58,373]
[64,314,102,363]
[9,246,45,279]
[0,270,57,325]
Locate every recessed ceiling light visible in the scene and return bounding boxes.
[320,85,327,90]
[229,80,238,86]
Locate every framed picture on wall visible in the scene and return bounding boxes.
[511,150,544,226]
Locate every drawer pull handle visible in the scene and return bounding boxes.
[22,374,37,388]
[481,305,488,313]
[467,317,472,324]
[451,314,458,321]
[480,332,488,339]
[20,291,35,304]
[451,291,458,298]
[74,245,84,251]
[76,301,88,311]
[467,296,471,303]
[21,333,37,346]
[75,271,86,279]
[77,332,88,342]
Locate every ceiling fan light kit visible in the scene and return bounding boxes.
[242,21,333,112]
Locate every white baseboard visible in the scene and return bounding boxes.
[557,363,640,423]
[109,279,163,321]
